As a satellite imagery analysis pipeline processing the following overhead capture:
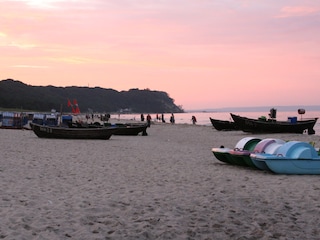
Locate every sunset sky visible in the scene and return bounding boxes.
[1,0,319,110]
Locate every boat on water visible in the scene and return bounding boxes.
[209,117,238,131]
[230,111,318,134]
[30,122,118,140]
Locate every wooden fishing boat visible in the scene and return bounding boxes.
[230,113,317,134]
[110,123,148,136]
[250,141,320,174]
[209,117,238,131]
[30,123,118,140]
[67,122,148,136]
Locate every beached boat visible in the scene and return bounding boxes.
[249,138,286,170]
[227,139,262,167]
[228,138,285,169]
[250,141,320,174]
[230,113,317,134]
[209,117,238,131]
[213,137,320,174]
[212,137,289,169]
[30,122,118,140]
[69,122,148,136]
[212,137,261,166]
[32,113,59,126]
[0,112,29,129]
[108,123,148,136]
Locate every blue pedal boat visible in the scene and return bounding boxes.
[250,138,286,170]
[250,141,320,174]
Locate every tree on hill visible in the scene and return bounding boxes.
[0,79,184,113]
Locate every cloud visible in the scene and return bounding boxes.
[8,42,36,49]
[0,32,7,37]
[275,6,320,18]
[8,0,64,9]
[10,65,50,68]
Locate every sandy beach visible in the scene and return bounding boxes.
[1,122,320,239]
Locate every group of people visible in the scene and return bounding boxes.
[141,113,166,124]
[141,113,152,127]
[140,113,197,126]
[86,113,197,126]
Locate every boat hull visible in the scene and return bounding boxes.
[209,117,237,131]
[30,123,118,140]
[211,147,234,164]
[230,113,317,134]
[212,137,261,166]
[250,141,320,174]
[68,122,148,136]
[110,124,148,136]
[251,154,320,174]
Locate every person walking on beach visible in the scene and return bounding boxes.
[161,114,165,123]
[191,115,197,124]
[141,114,145,121]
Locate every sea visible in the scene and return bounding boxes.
[114,110,320,136]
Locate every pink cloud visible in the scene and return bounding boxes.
[276,6,320,18]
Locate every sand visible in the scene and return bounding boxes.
[1,122,320,239]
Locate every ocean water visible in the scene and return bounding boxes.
[115,110,320,135]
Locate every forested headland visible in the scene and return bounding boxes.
[0,79,184,113]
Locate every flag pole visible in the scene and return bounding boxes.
[59,103,63,126]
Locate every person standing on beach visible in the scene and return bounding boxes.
[170,113,175,124]
[191,115,197,124]
[146,114,151,127]
[141,114,145,121]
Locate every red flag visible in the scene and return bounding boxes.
[67,98,80,114]
[73,99,80,114]
[74,106,80,114]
